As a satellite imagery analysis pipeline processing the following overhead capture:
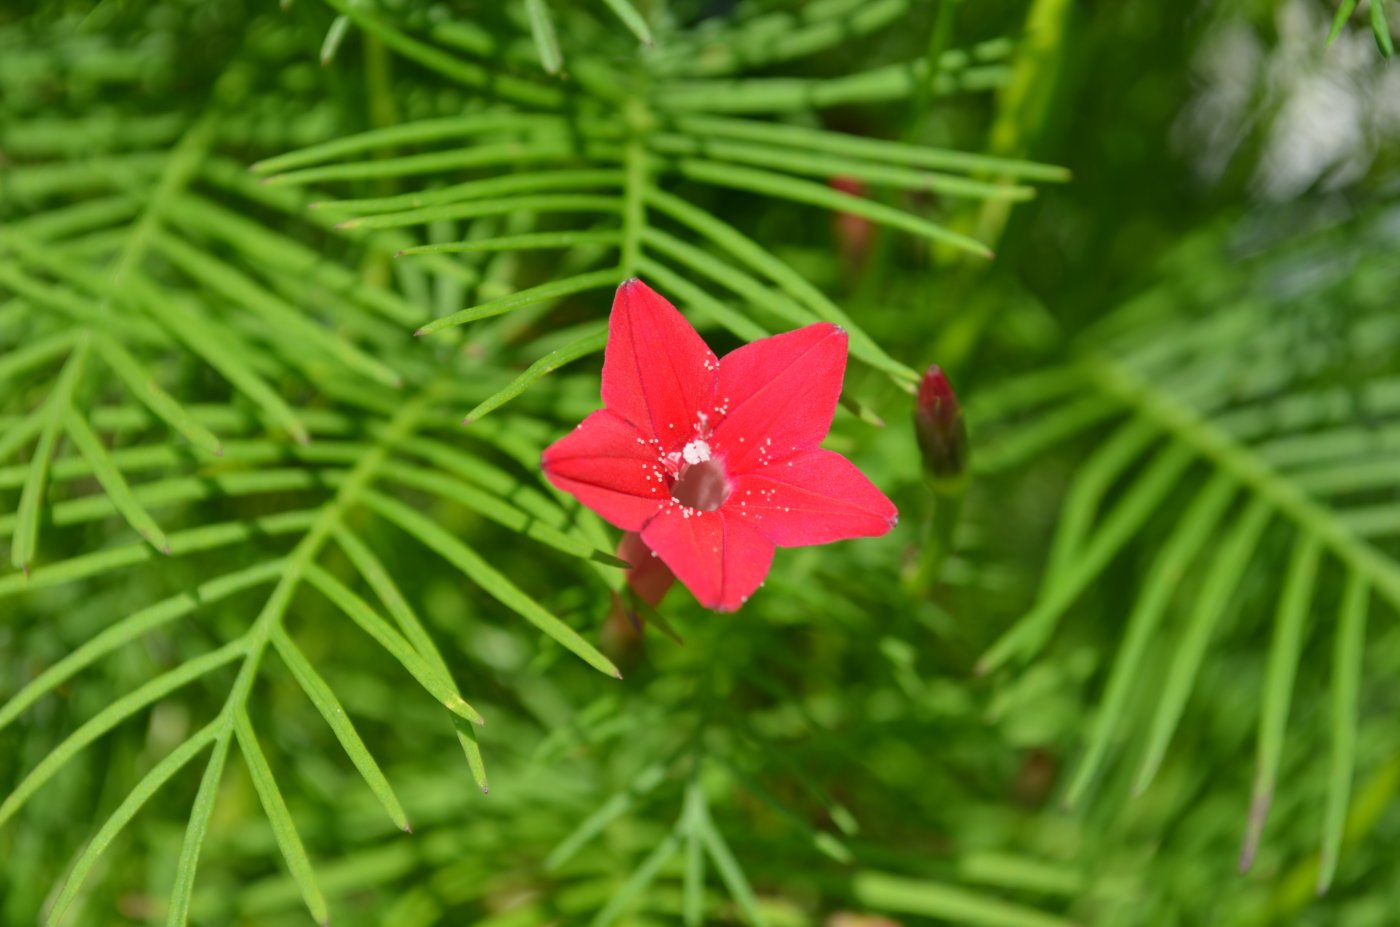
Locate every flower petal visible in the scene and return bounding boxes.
[541,409,669,530]
[711,323,846,473]
[729,449,897,547]
[641,506,774,611]
[602,278,718,450]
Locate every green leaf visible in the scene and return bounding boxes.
[340,193,622,232]
[0,511,317,600]
[1327,0,1360,45]
[1063,475,1237,808]
[10,339,88,573]
[130,277,310,444]
[46,723,219,927]
[92,334,224,456]
[251,113,565,175]
[399,229,622,257]
[416,267,622,335]
[461,324,607,423]
[330,525,491,794]
[1240,535,1320,872]
[526,0,564,74]
[303,563,485,725]
[546,761,669,870]
[852,871,1076,927]
[272,628,411,832]
[323,169,624,216]
[234,711,330,926]
[672,158,994,257]
[675,114,1070,181]
[645,188,917,384]
[651,133,1036,200]
[683,780,707,927]
[1318,572,1369,894]
[361,489,623,678]
[1371,0,1394,57]
[696,802,767,927]
[63,408,172,553]
[598,0,653,44]
[166,734,231,927]
[267,145,620,188]
[320,15,351,66]
[0,640,243,829]
[589,829,683,927]
[153,232,402,388]
[376,461,625,567]
[1134,498,1273,794]
[0,329,75,385]
[0,560,282,732]
[318,0,563,107]
[978,444,1195,674]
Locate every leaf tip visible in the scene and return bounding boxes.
[460,415,474,427]
[414,328,426,337]
[162,543,174,556]
[213,442,225,457]
[401,820,413,834]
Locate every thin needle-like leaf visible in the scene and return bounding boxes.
[0,329,74,384]
[673,159,994,257]
[399,229,622,257]
[1134,499,1273,794]
[93,335,223,456]
[598,0,653,44]
[329,526,491,794]
[234,711,330,926]
[696,805,767,926]
[852,871,1076,927]
[416,267,622,335]
[166,733,231,927]
[0,640,243,828]
[64,408,172,553]
[272,628,411,832]
[462,324,607,423]
[132,278,310,444]
[526,0,564,74]
[978,444,1196,674]
[0,560,282,732]
[362,489,623,678]
[46,723,219,927]
[303,563,485,725]
[1318,573,1369,894]
[11,340,88,574]
[1064,475,1237,808]
[547,762,669,870]
[1327,0,1360,45]
[683,780,707,926]
[590,829,683,927]
[1240,535,1320,872]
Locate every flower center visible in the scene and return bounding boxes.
[671,455,730,511]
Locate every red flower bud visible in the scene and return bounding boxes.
[914,364,968,486]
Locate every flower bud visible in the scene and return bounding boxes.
[914,364,969,488]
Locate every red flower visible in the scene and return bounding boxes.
[542,279,898,611]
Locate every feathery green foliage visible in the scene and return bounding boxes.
[4,0,1398,925]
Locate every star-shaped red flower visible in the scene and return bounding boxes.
[542,279,898,611]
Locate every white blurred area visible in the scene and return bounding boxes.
[1175,0,1400,199]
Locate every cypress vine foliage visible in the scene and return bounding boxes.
[3,1,1397,926]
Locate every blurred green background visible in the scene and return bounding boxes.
[2,1,1399,925]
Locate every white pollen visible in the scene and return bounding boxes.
[681,439,712,465]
